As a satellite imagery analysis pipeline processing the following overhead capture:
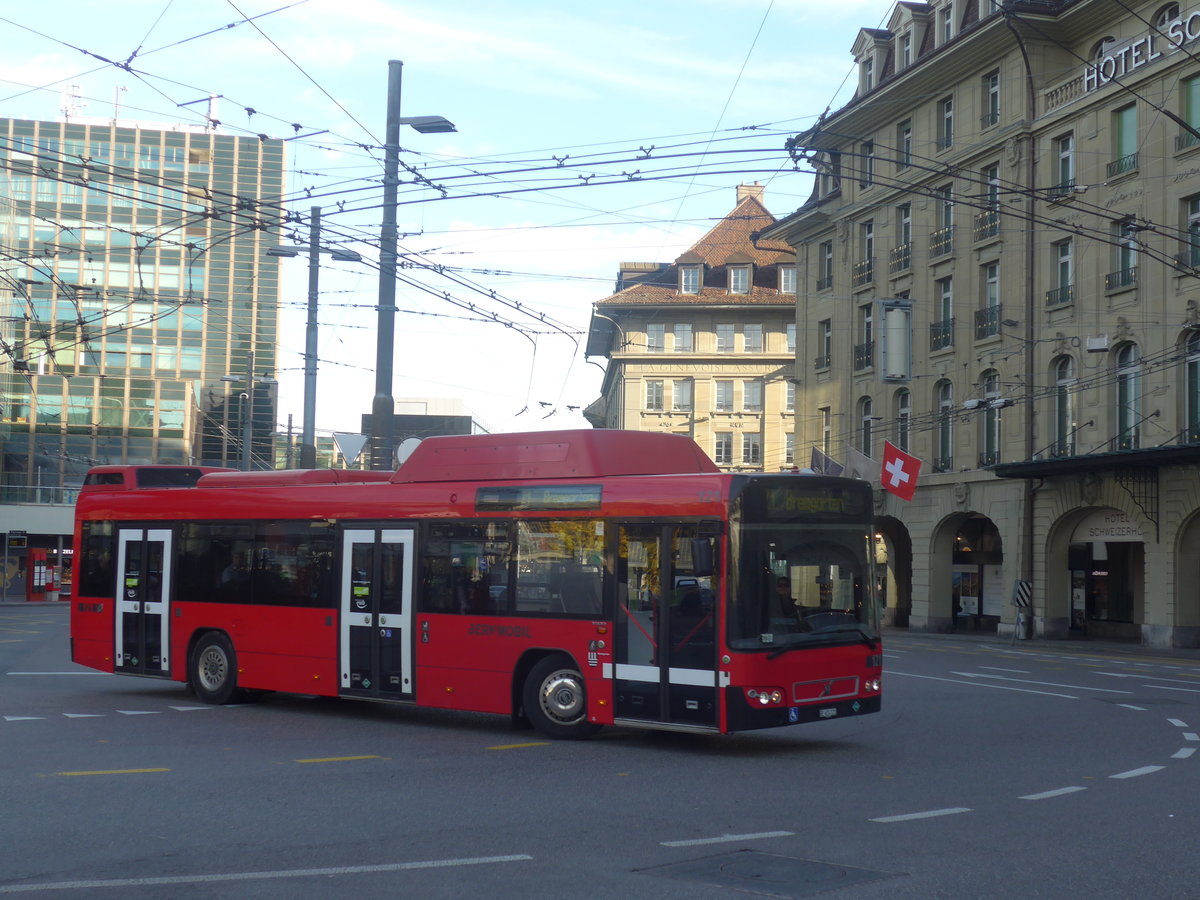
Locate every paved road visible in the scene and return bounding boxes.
[2,605,1198,898]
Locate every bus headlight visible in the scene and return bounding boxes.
[864,677,881,692]
[746,688,785,706]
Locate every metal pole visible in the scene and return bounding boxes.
[370,60,403,471]
[300,206,321,469]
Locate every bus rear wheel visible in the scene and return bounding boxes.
[190,633,239,705]
[523,655,600,740]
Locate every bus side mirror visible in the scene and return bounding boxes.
[691,538,714,577]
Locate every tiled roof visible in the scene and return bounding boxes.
[595,192,794,308]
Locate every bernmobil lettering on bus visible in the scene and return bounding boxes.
[68,430,882,740]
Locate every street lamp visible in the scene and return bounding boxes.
[370,59,456,471]
[267,206,362,469]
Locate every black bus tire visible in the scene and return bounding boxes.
[522,655,600,740]
[190,632,239,705]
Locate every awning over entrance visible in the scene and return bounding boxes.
[991,444,1200,479]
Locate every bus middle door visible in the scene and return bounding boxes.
[115,527,173,677]
[340,528,414,700]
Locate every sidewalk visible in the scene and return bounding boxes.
[884,624,1200,664]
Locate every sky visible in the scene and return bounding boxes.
[0,0,897,443]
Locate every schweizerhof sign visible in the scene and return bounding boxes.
[1085,10,1200,92]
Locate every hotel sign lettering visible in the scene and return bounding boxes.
[1084,11,1200,92]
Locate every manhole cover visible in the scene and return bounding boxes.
[641,849,900,898]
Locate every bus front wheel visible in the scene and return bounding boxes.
[190,633,239,705]
[522,655,600,740]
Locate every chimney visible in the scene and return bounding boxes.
[737,181,764,204]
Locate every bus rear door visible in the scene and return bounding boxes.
[114,528,172,677]
[339,528,415,700]
[614,524,718,729]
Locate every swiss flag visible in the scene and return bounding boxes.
[881,441,922,502]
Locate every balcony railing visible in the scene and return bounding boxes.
[813,353,830,370]
[853,340,874,371]
[930,318,954,351]
[975,304,1001,340]
[1045,284,1074,308]
[1105,266,1137,290]
[1177,130,1200,152]
[1106,152,1138,178]
[815,274,833,291]
[1176,247,1200,271]
[929,226,953,258]
[852,258,874,288]
[1049,438,1076,458]
[981,109,1000,129]
[973,210,1000,241]
[978,450,1000,467]
[1046,178,1076,200]
[889,243,912,274]
[933,455,954,473]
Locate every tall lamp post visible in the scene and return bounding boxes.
[268,206,361,469]
[370,59,455,470]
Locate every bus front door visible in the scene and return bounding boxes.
[114,528,173,677]
[614,524,718,729]
[339,528,414,700]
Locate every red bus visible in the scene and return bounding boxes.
[70,430,882,739]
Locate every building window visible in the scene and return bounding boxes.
[1155,3,1180,27]
[646,323,665,352]
[932,276,954,350]
[1052,133,1074,196]
[820,407,832,455]
[976,262,1000,339]
[680,265,701,294]
[861,57,874,93]
[938,97,954,150]
[744,323,763,353]
[817,240,834,290]
[935,380,954,471]
[974,164,1000,240]
[900,31,912,69]
[815,319,832,369]
[780,265,797,294]
[860,141,875,188]
[645,380,664,411]
[858,396,874,457]
[1180,74,1200,151]
[1048,239,1073,307]
[891,203,912,273]
[854,304,874,371]
[931,183,954,256]
[714,432,733,465]
[715,380,733,412]
[854,220,874,287]
[1115,343,1142,449]
[785,432,795,465]
[1186,332,1200,442]
[1054,355,1076,456]
[897,120,912,170]
[1184,196,1200,268]
[716,323,735,353]
[786,322,796,354]
[743,380,763,412]
[940,4,954,43]
[742,431,762,465]
[982,69,1000,128]
[1108,218,1138,289]
[980,369,1001,466]
[729,266,750,294]
[1109,104,1138,177]
[673,323,692,352]
[786,381,795,412]
[672,380,693,412]
[895,388,911,452]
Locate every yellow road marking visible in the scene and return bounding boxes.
[488,742,549,751]
[54,768,170,776]
[294,755,384,764]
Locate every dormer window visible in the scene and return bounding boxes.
[780,265,797,294]
[729,266,751,294]
[862,57,874,93]
[940,4,954,44]
[900,31,912,69]
[680,265,701,294]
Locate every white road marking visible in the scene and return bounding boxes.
[1110,766,1164,779]
[3,716,45,722]
[115,710,160,716]
[168,706,212,712]
[1116,704,1147,711]
[978,666,1030,673]
[951,672,1132,695]
[889,671,1077,699]
[1167,719,1189,728]
[1184,733,1199,742]
[62,714,104,719]
[661,831,794,847]
[5,671,107,676]
[0,855,534,894]
[1172,748,1196,760]
[870,808,971,823]
[1145,685,1200,695]
[1019,787,1086,800]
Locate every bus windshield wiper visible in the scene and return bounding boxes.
[767,626,876,659]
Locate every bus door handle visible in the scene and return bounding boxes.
[380,615,388,625]
[362,615,371,625]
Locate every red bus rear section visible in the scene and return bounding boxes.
[70,429,882,739]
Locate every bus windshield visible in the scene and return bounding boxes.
[728,478,879,651]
